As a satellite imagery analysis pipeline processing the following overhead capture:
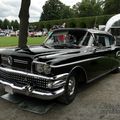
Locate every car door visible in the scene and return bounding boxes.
[96,34,120,71]
[84,33,117,82]
[91,34,117,78]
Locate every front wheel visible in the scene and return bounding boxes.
[58,74,78,105]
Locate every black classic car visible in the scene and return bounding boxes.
[0,28,120,104]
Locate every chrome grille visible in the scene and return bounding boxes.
[0,68,48,89]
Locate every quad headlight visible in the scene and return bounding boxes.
[35,63,51,75]
[36,64,44,73]
[43,64,52,75]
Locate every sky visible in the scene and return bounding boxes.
[0,0,81,22]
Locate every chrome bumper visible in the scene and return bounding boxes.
[0,67,68,100]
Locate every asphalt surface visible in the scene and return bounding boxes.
[0,72,120,120]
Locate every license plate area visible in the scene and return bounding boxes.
[5,85,13,94]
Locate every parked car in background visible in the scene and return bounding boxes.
[43,28,48,36]
[34,31,43,37]
[9,32,17,37]
[0,32,5,37]
[3,29,13,36]
[28,29,35,37]
[0,28,120,105]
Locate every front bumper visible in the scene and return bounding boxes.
[0,67,68,100]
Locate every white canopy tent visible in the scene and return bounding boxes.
[105,14,120,32]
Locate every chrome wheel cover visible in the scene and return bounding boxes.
[68,76,76,96]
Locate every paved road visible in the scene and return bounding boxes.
[0,73,120,120]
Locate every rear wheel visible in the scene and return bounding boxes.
[58,74,78,105]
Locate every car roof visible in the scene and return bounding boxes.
[87,29,111,35]
[52,28,87,32]
[53,28,112,36]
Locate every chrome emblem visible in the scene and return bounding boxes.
[8,56,13,65]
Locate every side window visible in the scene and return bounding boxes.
[93,36,103,47]
[105,36,110,47]
[109,36,115,45]
[94,34,113,48]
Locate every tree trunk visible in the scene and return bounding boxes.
[18,0,31,49]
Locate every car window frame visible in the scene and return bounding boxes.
[80,32,94,46]
[92,33,115,50]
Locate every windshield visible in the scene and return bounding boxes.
[44,30,87,49]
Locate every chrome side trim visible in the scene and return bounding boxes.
[51,56,104,68]
[33,56,104,68]
[87,67,117,83]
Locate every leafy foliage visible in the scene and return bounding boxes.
[2,19,10,29]
[73,0,104,17]
[104,0,120,14]
[0,20,2,29]
[0,19,19,30]
[10,20,19,30]
[34,15,113,29]
[40,0,74,21]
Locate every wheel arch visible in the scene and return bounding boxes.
[68,66,88,83]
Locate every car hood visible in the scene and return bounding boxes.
[0,45,90,65]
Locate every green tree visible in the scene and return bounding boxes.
[10,20,19,31]
[104,0,120,14]
[10,20,14,29]
[14,20,19,30]
[0,20,2,28]
[40,0,64,20]
[40,0,74,21]
[61,6,75,19]
[18,0,31,49]
[73,0,103,17]
[2,19,10,29]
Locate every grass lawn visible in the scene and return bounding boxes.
[0,36,46,47]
